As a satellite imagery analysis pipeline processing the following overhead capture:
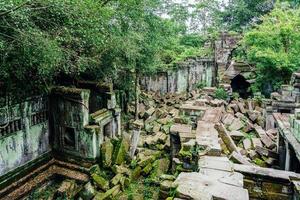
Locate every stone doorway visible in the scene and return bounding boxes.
[231,74,251,98]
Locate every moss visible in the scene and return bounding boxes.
[94,185,120,200]
[178,149,192,160]
[150,158,170,181]
[101,139,114,168]
[142,163,153,175]
[138,156,155,168]
[253,158,267,167]
[92,173,109,191]
[111,173,123,186]
[113,138,130,165]
[130,166,142,181]
[90,164,101,175]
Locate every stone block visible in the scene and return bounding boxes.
[230,130,244,141]
[243,138,252,150]
[229,118,244,131]
[251,138,263,148]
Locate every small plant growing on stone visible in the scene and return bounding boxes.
[214,88,228,100]
[232,92,240,100]
[196,81,206,89]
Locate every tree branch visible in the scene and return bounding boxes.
[0,1,31,18]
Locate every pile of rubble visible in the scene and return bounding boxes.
[127,91,198,151]
[49,134,170,200]
[219,98,278,167]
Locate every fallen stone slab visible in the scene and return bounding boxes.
[247,111,260,122]
[228,118,244,131]
[238,102,246,114]
[222,113,235,126]
[254,125,276,149]
[194,99,209,107]
[255,146,278,159]
[210,99,225,107]
[173,172,249,200]
[201,108,222,123]
[243,138,252,150]
[230,151,253,166]
[199,168,244,187]
[179,104,207,117]
[198,156,233,172]
[215,123,240,153]
[170,124,192,134]
[196,121,221,156]
[230,130,244,141]
[251,138,263,148]
[233,163,300,180]
[249,150,259,160]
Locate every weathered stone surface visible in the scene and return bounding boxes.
[251,138,263,148]
[170,124,192,134]
[101,139,114,168]
[215,123,239,153]
[238,102,246,114]
[201,108,222,123]
[230,151,252,166]
[197,121,221,156]
[230,130,244,141]
[247,111,260,122]
[116,137,130,164]
[194,99,208,107]
[198,156,233,172]
[233,163,300,180]
[228,118,244,131]
[174,172,249,200]
[249,150,259,160]
[222,113,235,125]
[255,146,278,159]
[94,185,121,200]
[254,125,276,149]
[144,107,155,119]
[92,174,109,191]
[243,138,252,150]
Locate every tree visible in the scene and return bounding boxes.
[239,5,300,95]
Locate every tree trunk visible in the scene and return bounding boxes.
[135,71,139,120]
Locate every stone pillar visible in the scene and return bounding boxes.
[265,106,275,130]
[285,141,291,171]
[115,109,122,137]
[129,120,143,158]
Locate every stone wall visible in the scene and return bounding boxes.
[0,96,50,176]
[141,58,214,94]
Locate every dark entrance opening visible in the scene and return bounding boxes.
[231,74,251,98]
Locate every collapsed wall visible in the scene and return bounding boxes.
[141,57,215,94]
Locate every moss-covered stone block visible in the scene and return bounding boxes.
[120,176,130,191]
[90,164,101,175]
[111,173,123,186]
[92,173,109,191]
[130,166,142,181]
[142,163,153,175]
[138,155,155,168]
[101,139,114,168]
[151,158,170,181]
[253,158,267,167]
[79,182,96,200]
[112,165,131,176]
[94,185,121,200]
[114,138,130,165]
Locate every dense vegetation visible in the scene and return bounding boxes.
[0,0,206,99]
[238,5,300,94]
[1,0,300,99]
